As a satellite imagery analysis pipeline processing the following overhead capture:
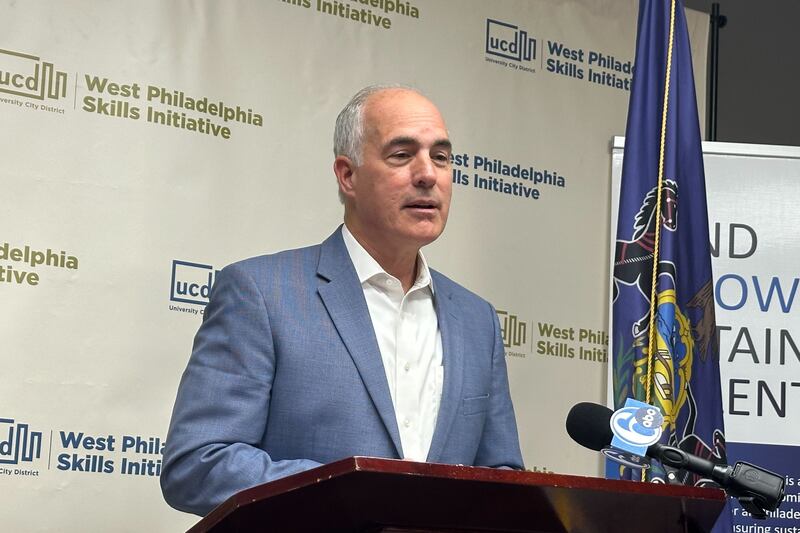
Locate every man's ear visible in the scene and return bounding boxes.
[334,156,357,200]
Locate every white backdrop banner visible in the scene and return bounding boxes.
[1,1,706,530]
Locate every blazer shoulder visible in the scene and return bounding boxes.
[225,244,321,271]
[222,227,346,283]
[222,242,323,281]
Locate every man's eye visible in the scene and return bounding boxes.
[390,152,410,160]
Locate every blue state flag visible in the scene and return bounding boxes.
[610,0,730,528]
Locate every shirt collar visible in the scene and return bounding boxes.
[341,224,434,294]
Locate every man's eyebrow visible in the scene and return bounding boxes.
[383,136,417,150]
[383,136,452,151]
[433,138,453,152]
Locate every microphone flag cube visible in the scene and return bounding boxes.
[609,398,664,457]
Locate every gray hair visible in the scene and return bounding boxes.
[333,84,416,166]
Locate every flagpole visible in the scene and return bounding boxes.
[640,0,677,482]
[644,0,677,408]
[706,3,726,141]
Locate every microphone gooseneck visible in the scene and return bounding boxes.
[565,401,785,518]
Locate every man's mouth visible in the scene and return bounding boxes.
[403,200,438,210]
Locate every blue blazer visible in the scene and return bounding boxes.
[161,227,523,515]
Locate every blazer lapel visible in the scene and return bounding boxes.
[426,273,465,463]
[316,228,403,458]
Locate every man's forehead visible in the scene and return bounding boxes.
[364,90,447,139]
[366,89,443,120]
[367,87,426,105]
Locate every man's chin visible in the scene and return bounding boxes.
[404,225,446,248]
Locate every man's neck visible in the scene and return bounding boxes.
[344,222,419,293]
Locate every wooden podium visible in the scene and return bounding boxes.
[188,456,726,533]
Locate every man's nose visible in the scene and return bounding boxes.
[411,154,437,188]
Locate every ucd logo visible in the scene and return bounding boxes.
[485,19,536,63]
[0,418,43,465]
[0,48,68,101]
[170,260,218,306]
[497,310,527,348]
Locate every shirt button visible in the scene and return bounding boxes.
[404,362,410,372]
[386,278,396,286]
[403,418,411,428]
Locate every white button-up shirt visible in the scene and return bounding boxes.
[342,225,444,462]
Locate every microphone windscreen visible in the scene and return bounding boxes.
[566,402,615,451]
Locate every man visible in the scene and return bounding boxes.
[161,85,523,516]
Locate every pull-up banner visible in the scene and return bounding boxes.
[612,138,800,530]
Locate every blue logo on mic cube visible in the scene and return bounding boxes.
[610,398,664,457]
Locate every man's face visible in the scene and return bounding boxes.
[339,89,452,254]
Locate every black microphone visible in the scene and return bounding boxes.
[565,402,786,518]
[565,401,614,452]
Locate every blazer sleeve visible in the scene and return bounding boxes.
[160,262,322,516]
[473,302,525,470]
